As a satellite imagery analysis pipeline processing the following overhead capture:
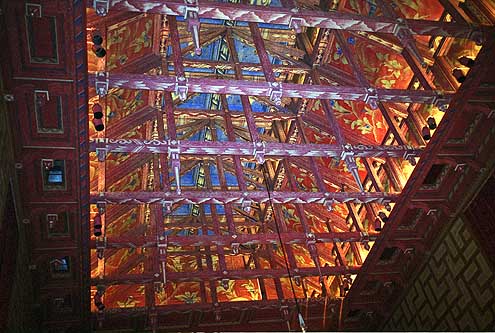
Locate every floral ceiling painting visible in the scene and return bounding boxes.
[86,0,485,315]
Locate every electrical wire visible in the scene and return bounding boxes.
[260,162,306,332]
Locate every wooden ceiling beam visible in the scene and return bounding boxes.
[96,0,490,41]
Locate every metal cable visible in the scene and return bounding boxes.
[260,162,306,332]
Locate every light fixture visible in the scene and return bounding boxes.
[93,214,102,237]
[374,217,382,231]
[92,32,103,45]
[91,31,106,58]
[427,117,437,130]
[458,56,474,68]
[421,126,431,141]
[378,211,389,222]
[92,103,103,119]
[452,68,466,83]
[92,45,107,58]
[92,102,104,131]
[92,118,104,131]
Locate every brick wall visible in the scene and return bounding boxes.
[383,217,495,331]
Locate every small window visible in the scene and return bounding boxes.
[379,247,398,262]
[346,309,363,321]
[48,167,63,183]
[423,164,446,186]
[347,309,362,318]
[35,95,64,134]
[50,256,71,278]
[360,280,381,296]
[42,159,66,190]
[52,295,72,313]
[46,212,70,237]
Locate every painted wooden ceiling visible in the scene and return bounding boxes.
[86,0,482,326]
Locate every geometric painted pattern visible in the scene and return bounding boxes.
[383,217,495,331]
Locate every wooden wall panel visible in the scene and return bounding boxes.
[27,204,79,250]
[18,149,77,203]
[13,82,75,146]
[33,252,80,283]
[38,286,82,321]
[5,1,74,79]
[2,0,88,330]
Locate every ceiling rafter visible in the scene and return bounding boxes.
[91,230,380,250]
[90,73,454,104]
[90,190,399,205]
[90,138,423,159]
[94,0,491,40]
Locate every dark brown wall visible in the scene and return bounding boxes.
[1,0,90,331]
[465,175,495,267]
